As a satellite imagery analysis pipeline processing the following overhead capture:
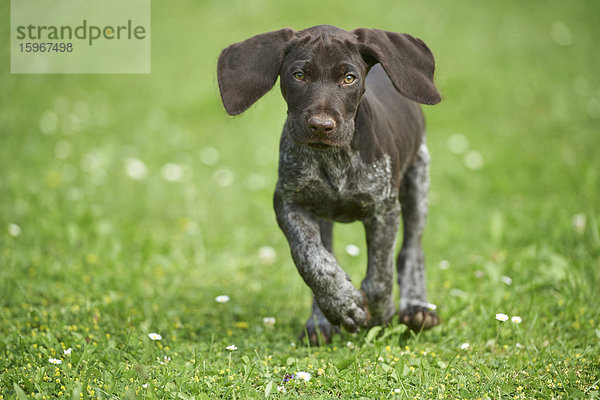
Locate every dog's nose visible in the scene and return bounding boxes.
[308,115,336,135]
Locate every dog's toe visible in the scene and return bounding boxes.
[399,308,440,332]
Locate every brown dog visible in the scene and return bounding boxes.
[218,25,441,344]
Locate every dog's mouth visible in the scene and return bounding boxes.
[301,135,348,150]
[285,120,352,149]
[307,142,333,150]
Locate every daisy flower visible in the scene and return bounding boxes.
[572,213,586,234]
[124,157,148,181]
[63,348,72,356]
[460,343,470,350]
[8,223,22,237]
[511,316,522,324]
[215,295,230,304]
[157,356,171,365]
[226,345,237,351]
[49,358,62,365]
[495,313,509,322]
[148,332,162,341]
[345,244,360,256]
[463,150,484,170]
[160,163,184,182]
[262,317,276,327]
[500,275,513,285]
[296,371,312,382]
[258,246,277,264]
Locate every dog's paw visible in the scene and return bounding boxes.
[359,286,394,327]
[398,307,440,332]
[300,319,340,346]
[315,284,368,333]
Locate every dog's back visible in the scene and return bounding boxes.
[354,64,426,175]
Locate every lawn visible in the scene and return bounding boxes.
[1,0,599,399]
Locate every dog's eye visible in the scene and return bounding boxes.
[293,71,305,81]
[343,74,356,84]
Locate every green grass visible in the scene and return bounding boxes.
[1,0,600,398]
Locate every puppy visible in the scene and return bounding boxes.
[217,25,441,344]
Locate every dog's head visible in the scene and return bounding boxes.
[217,25,440,149]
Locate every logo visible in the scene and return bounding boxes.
[11,0,151,74]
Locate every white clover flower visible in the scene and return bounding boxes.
[460,343,470,350]
[55,140,72,160]
[262,317,276,327]
[511,316,522,324]
[345,244,360,257]
[124,157,148,181]
[500,275,513,286]
[551,20,572,46]
[587,98,600,119]
[226,345,237,351]
[160,163,185,182]
[8,223,22,237]
[495,313,509,322]
[49,358,62,365]
[215,295,230,304]
[213,168,235,187]
[245,173,266,191]
[39,111,58,135]
[572,213,586,234]
[258,246,277,265]
[63,348,72,356]
[148,332,162,341]
[199,146,220,166]
[463,150,484,170]
[446,133,469,154]
[296,371,311,382]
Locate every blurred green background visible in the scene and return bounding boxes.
[2,0,599,342]
[1,0,599,397]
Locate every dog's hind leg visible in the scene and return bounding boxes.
[397,140,441,331]
[301,297,341,346]
[300,219,340,345]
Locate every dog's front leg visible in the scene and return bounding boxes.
[360,204,400,326]
[274,196,368,333]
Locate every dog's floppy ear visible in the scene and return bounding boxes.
[217,29,295,115]
[353,29,441,105]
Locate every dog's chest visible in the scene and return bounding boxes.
[279,148,396,221]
